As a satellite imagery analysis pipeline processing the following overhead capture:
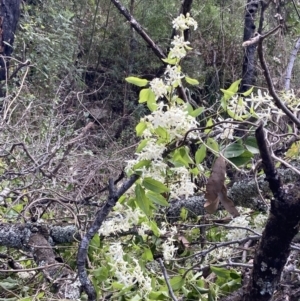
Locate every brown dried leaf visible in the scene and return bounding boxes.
[218,184,240,218]
[204,156,226,214]
[178,235,190,248]
[204,196,219,214]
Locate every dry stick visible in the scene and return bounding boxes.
[110,0,192,105]
[158,258,178,301]
[77,174,139,301]
[256,26,300,128]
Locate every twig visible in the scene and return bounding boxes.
[77,174,139,301]
[158,258,178,301]
[256,26,300,128]
[110,0,192,105]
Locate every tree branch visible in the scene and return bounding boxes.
[77,174,139,301]
[256,27,300,128]
[285,37,300,91]
[241,124,300,301]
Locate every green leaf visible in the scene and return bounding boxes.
[241,86,254,96]
[149,220,160,236]
[230,271,241,280]
[189,107,204,117]
[142,248,154,261]
[179,147,194,164]
[93,267,109,281]
[89,233,100,250]
[223,143,245,158]
[220,79,241,101]
[170,276,184,291]
[244,137,259,154]
[148,291,169,300]
[147,191,169,206]
[180,207,188,221]
[137,139,149,152]
[228,150,253,166]
[206,138,219,152]
[125,76,148,87]
[143,177,169,193]
[186,103,193,114]
[185,76,199,85]
[195,144,206,164]
[112,282,125,290]
[226,79,241,93]
[211,266,231,278]
[139,88,155,103]
[162,57,177,65]
[136,121,147,136]
[133,160,151,171]
[135,184,151,215]
[171,148,193,167]
[147,97,158,111]
[227,108,243,121]
[155,126,169,140]
[205,118,213,133]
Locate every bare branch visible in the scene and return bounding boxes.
[77,174,139,301]
[158,258,178,301]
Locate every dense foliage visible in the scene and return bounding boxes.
[1,1,300,301]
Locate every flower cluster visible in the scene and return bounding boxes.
[150,78,168,100]
[215,117,237,140]
[172,13,198,31]
[161,225,178,263]
[145,102,199,140]
[170,35,191,59]
[126,101,199,197]
[225,215,250,241]
[108,242,152,294]
[99,203,149,236]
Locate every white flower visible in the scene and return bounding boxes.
[185,13,198,30]
[215,118,237,140]
[171,35,191,48]
[172,13,198,31]
[169,166,196,199]
[227,95,248,117]
[172,14,189,30]
[99,205,144,236]
[169,45,187,59]
[164,64,185,86]
[225,215,250,241]
[150,78,168,99]
[108,245,152,295]
[247,89,273,112]
[162,237,178,262]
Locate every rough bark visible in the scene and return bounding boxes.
[0,0,21,82]
[242,124,300,301]
[240,0,259,93]
[219,126,300,301]
[29,232,81,299]
[0,223,81,299]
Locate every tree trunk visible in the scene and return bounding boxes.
[0,0,21,82]
[240,0,259,93]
